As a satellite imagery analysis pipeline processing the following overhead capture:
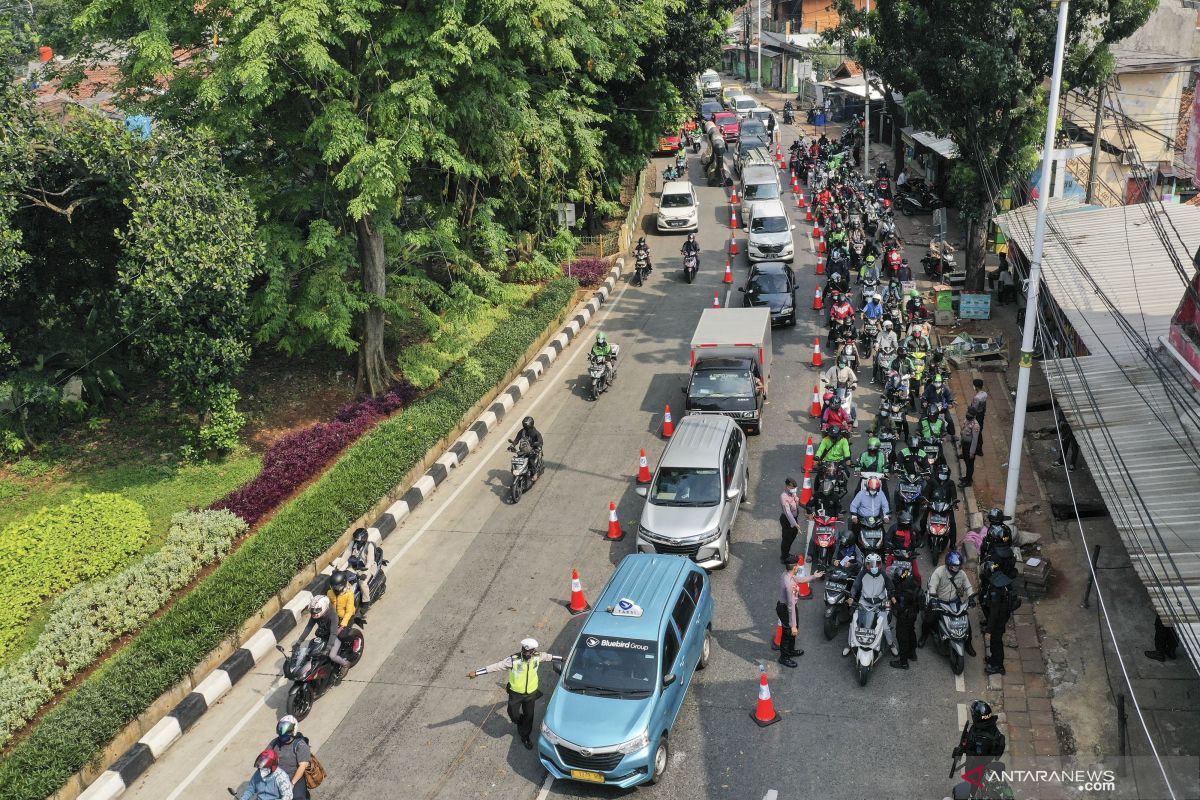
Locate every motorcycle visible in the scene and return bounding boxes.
[838,341,859,374]
[507,438,538,503]
[822,561,858,640]
[810,461,848,516]
[859,319,880,357]
[340,562,387,612]
[587,350,618,400]
[809,506,840,574]
[689,129,702,153]
[682,252,699,284]
[782,103,795,125]
[675,150,687,171]
[827,317,855,350]
[860,275,880,308]
[876,176,892,199]
[874,344,896,383]
[848,595,890,686]
[854,513,886,559]
[278,620,366,721]
[927,595,971,675]
[632,249,651,286]
[886,544,920,582]
[896,183,944,215]
[662,163,683,182]
[922,247,956,280]
[924,497,955,563]
[895,470,925,520]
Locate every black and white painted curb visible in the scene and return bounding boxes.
[80,262,624,800]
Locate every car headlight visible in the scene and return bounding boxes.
[615,730,650,755]
[638,524,661,543]
[541,723,563,745]
[696,527,722,544]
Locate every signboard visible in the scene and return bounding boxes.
[555,202,577,227]
[932,208,948,240]
[959,291,992,320]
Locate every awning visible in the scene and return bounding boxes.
[900,127,959,159]
[996,200,1200,671]
[817,78,884,101]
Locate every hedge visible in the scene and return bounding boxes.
[0,493,151,661]
[0,510,246,746]
[0,277,578,800]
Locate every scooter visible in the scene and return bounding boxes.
[924,497,955,564]
[848,595,890,686]
[587,348,618,400]
[682,252,699,284]
[809,507,840,573]
[632,250,651,286]
[507,438,539,503]
[927,594,971,675]
[896,184,943,215]
[663,163,683,182]
[895,470,925,520]
[854,513,886,559]
[873,344,896,383]
[278,620,366,721]
[822,561,858,640]
[675,150,687,171]
[782,104,795,125]
[859,319,879,358]
[340,564,387,612]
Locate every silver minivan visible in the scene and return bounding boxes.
[635,415,748,570]
[740,164,781,223]
[747,198,795,263]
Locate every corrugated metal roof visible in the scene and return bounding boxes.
[995,202,1200,364]
[1043,355,1200,672]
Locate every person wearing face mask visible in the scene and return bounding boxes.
[921,463,960,548]
[921,551,977,656]
[779,477,803,564]
[240,750,294,800]
[267,715,312,799]
[843,552,898,658]
[849,475,890,540]
[468,638,563,749]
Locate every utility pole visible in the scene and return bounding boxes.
[1003,0,1071,522]
[756,0,762,90]
[743,6,751,82]
[863,0,870,176]
[1086,83,1105,204]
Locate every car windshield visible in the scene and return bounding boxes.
[740,120,766,138]
[749,273,790,294]
[563,636,658,697]
[714,113,737,126]
[735,99,756,110]
[742,182,779,201]
[661,192,693,208]
[752,110,772,123]
[649,467,722,506]
[751,215,789,233]
[701,102,722,117]
[689,368,754,399]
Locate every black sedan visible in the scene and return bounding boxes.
[739,262,797,326]
[699,99,724,122]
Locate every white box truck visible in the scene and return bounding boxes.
[685,308,772,435]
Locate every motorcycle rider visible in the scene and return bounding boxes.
[873,321,898,384]
[827,292,856,339]
[680,232,700,259]
[325,570,358,632]
[918,404,955,458]
[885,510,922,580]
[922,373,954,417]
[890,564,921,669]
[980,508,1015,561]
[240,750,294,800]
[897,434,925,477]
[849,475,890,541]
[905,290,931,325]
[510,416,545,480]
[338,527,382,611]
[954,700,1007,781]
[824,272,849,304]
[861,291,885,325]
[901,321,932,354]
[822,355,858,397]
[921,551,976,655]
[855,437,891,498]
[815,426,852,466]
[858,254,881,290]
[590,332,617,383]
[843,552,899,657]
[299,595,350,684]
[820,391,854,433]
[634,237,652,273]
[921,463,960,548]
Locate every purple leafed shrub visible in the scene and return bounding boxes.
[211,381,417,525]
[566,257,611,287]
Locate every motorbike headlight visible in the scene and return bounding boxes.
[856,630,876,644]
[615,730,650,755]
[541,723,563,746]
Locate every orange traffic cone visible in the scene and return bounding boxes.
[606,501,625,541]
[637,448,652,484]
[662,404,674,438]
[730,237,739,255]
[569,568,591,614]
[731,186,739,204]
[800,471,813,505]
[804,435,816,472]
[818,235,826,255]
[798,190,807,208]
[771,620,783,651]
[730,208,738,230]
[812,285,823,310]
[805,206,814,222]
[812,224,822,238]
[816,257,825,275]
[791,176,799,193]
[796,555,812,598]
[712,292,721,308]
[723,260,734,284]
[810,386,822,418]
[751,668,781,727]
[811,338,823,367]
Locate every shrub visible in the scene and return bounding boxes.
[0,510,246,745]
[0,493,151,660]
[0,278,577,800]
[193,385,247,456]
[565,257,611,288]
[210,382,415,526]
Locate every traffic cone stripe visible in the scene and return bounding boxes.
[607,500,625,541]
[723,261,734,284]
[569,568,591,615]
[662,404,674,438]
[811,338,823,367]
[637,448,652,484]
[751,670,781,727]
[797,555,812,598]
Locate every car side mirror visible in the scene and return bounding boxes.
[791,224,797,230]
[553,661,563,675]
[662,672,677,687]
[635,485,648,498]
[726,487,740,500]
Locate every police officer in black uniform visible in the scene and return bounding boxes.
[982,571,1020,675]
[952,701,1007,797]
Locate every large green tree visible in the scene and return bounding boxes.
[829,0,1153,288]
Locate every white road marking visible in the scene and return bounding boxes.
[957,702,969,730]
[764,791,779,800]
[158,275,633,800]
[955,671,966,693]
[535,772,555,800]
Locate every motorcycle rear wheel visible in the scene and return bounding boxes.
[287,684,314,721]
[344,630,365,666]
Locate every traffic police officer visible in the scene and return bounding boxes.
[469,638,563,749]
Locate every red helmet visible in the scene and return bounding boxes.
[255,749,279,772]
[866,477,882,493]
[823,391,835,403]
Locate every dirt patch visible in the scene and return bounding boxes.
[236,351,359,453]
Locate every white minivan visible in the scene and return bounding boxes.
[730,95,758,119]
[747,198,795,263]
[656,180,699,233]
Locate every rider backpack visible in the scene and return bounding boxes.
[295,736,328,789]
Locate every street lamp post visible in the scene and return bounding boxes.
[863,0,870,177]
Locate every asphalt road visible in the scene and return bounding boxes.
[116,122,981,800]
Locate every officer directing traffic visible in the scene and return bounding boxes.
[468,638,563,750]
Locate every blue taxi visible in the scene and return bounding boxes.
[538,554,714,787]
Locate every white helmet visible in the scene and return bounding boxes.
[309,595,330,617]
[883,320,893,330]
[872,293,882,301]
[865,552,882,574]
[520,637,539,651]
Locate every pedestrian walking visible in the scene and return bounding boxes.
[268,715,313,799]
[997,264,1015,305]
[959,411,981,488]
[468,638,563,749]
[982,572,1019,675]
[779,477,803,564]
[776,556,825,667]
[1051,400,1079,471]
[1145,614,1180,662]
[890,564,921,669]
[967,378,988,452]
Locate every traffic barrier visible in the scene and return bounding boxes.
[812,285,823,311]
[662,404,674,438]
[799,470,813,505]
[751,668,782,727]
[811,338,823,367]
[804,435,815,472]
[810,386,822,418]
[569,568,591,614]
[606,501,625,541]
[637,448,652,484]
[796,555,812,598]
[723,261,734,284]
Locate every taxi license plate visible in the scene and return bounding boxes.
[570,769,606,783]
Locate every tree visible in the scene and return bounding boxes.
[828,0,1153,288]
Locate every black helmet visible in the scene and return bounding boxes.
[986,524,1013,547]
[352,527,369,546]
[987,507,1011,525]
[522,416,535,430]
[926,406,938,419]
[329,570,348,593]
[937,464,951,481]
[970,700,995,724]
[898,510,913,526]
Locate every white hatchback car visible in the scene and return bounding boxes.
[656,180,699,233]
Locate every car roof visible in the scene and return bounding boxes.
[742,165,777,183]
[583,555,695,640]
[657,414,734,470]
[749,198,788,218]
[661,180,694,195]
[732,94,756,102]
[750,261,791,275]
